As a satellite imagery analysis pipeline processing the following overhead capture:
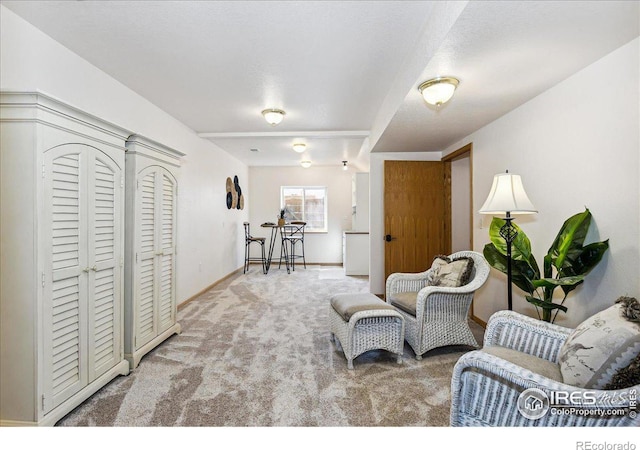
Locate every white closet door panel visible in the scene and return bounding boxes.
[160,174,174,251]
[158,172,176,331]
[137,257,155,343]
[43,147,89,413]
[135,169,158,348]
[139,172,156,257]
[158,254,174,330]
[87,154,122,381]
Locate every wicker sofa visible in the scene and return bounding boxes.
[450,310,640,426]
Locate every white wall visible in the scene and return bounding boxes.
[248,165,353,263]
[443,37,640,327]
[451,156,471,252]
[0,6,248,303]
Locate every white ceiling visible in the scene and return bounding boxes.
[3,1,638,170]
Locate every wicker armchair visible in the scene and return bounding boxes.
[450,310,640,426]
[385,251,490,360]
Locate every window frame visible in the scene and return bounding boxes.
[280,185,328,233]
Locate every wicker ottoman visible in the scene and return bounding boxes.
[329,293,405,369]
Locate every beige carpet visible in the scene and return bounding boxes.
[57,265,484,427]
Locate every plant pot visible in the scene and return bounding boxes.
[278,218,286,226]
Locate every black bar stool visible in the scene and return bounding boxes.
[243,222,267,274]
[281,221,306,271]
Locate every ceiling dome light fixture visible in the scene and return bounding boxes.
[293,143,306,153]
[300,160,312,169]
[262,108,286,126]
[418,77,459,107]
[342,161,348,171]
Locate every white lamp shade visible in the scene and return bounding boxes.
[479,172,537,214]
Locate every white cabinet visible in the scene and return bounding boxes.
[0,92,130,426]
[124,135,184,369]
[343,232,370,276]
[352,173,369,232]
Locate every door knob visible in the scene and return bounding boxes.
[384,234,395,242]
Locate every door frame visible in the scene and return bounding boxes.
[442,142,473,251]
[442,143,484,326]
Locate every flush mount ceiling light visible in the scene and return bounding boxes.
[300,160,312,169]
[293,143,306,153]
[418,77,459,107]
[342,161,348,171]
[261,108,286,126]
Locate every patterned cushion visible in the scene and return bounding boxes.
[558,297,640,389]
[427,255,474,287]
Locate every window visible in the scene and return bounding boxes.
[281,186,328,232]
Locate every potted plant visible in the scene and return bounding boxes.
[483,208,609,323]
[278,208,286,227]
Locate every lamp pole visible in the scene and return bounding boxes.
[499,211,518,311]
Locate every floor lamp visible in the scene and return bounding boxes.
[479,171,537,310]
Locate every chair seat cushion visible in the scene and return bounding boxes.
[427,255,474,287]
[330,293,395,322]
[389,291,419,316]
[558,296,640,389]
[483,346,563,382]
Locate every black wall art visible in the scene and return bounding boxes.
[226,175,244,210]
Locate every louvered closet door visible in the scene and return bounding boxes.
[42,145,122,413]
[135,169,158,348]
[87,154,122,381]
[42,145,89,413]
[158,171,177,333]
[134,167,177,348]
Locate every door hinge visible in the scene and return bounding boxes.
[41,394,46,410]
[41,272,45,288]
[42,162,46,178]
[137,179,139,190]
[121,177,124,189]
[120,257,124,267]
[135,253,138,263]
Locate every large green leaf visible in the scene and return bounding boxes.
[531,276,585,289]
[488,217,532,262]
[483,243,537,294]
[547,209,592,272]
[525,296,568,313]
[558,240,610,277]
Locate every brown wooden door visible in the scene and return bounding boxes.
[384,160,450,281]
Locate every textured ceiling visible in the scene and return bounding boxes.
[2,1,638,169]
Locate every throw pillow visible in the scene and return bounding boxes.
[558,296,640,389]
[426,255,474,288]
